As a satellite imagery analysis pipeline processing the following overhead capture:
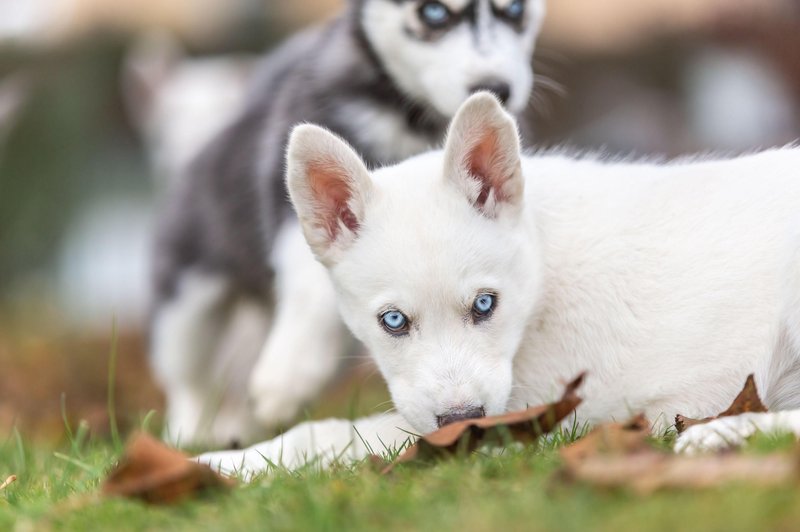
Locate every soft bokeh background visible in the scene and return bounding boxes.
[1,0,798,443]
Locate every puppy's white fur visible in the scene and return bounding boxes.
[198,94,800,476]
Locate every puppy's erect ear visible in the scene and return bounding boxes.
[443,92,524,218]
[286,124,373,265]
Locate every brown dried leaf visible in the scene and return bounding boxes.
[675,374,768,433]
[561,450,799,495]
[0,475,17,491]
[560,414,651,467]
[382,373,585,474]
[365,454,391,473]
[558,412,800,494]
[102,432,234,505]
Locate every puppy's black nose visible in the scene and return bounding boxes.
[469,80,511,105]
[436,406,486,428]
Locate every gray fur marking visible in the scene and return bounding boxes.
[153,6,462,305]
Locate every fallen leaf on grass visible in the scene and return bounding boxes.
[0,475,17,491]
[675,374,767,433]
[365,454,390,473]
[558,412,800,493]
[559,414,651,467]
[560,449,799,494]
[102,432,234,504]
[381,373,585,474]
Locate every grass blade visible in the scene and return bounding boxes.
[108,319,121,451]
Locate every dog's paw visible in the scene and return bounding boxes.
[163,398,266,449]
[195,436,296,479]
[195,449,269,480]
[248,351,336,428]
[248,371,309,429]
[673,413,761,454]
[161,397,205,448]
[195,419,346,478]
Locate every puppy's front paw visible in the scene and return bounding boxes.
[674,414,760,454]
[195,423,323,479]
[248,370,309,429]
[195,448,274,480]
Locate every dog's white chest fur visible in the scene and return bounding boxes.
[334,100,434,163]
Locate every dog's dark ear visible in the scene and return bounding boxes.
[286,124,373,265]
[443,92,523,218]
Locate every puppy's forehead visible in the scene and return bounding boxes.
[410,0,533,12]
[490,0,516,9]
[357,156,452,239]
[394,0,470,10]
[350,154,511,284]
[369,152,445,209]
[403,0,521,11]
[436,0,471,11]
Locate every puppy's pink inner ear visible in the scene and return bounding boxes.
[466,129,507,208]
[308,161,360,241]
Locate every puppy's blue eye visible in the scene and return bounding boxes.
[419,1,451,27]
[506,0,524,19]
[381,310,409,335]
[472,293,496,318]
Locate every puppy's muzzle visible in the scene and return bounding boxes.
[436,406,486,428]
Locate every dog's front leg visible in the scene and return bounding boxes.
[249,220,347,429]
[151,270,235,446]
[196,413,414,478]
[674,409,800,454]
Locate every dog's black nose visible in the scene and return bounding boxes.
[436,406,486,428]
[469,80,511,105]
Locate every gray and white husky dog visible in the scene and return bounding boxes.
[150,0,545,447]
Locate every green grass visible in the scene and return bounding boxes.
[3,429,800,531]
[3,331,797,531]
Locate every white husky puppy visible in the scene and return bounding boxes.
[198,93,800,476]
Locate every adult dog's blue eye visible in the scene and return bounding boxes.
[472,293,496,319]
[419,1,451,27]
[505,0,524,19]
[381,310,409,335]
